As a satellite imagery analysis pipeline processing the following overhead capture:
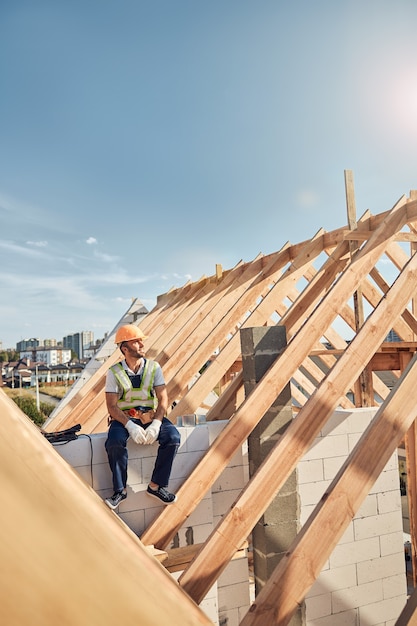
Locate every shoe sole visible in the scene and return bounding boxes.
[105,496,126,510]
[146,490,177,505]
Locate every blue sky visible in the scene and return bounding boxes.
[1,1,417,350]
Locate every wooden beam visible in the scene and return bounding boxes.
[343,230,417,242]
[150,259,246,366]
[408,192,417,593]
[141,198,412,551]
[240,354,417,626]
[205,370,244,421]
[371,352,406,371]
[178,246,417,603]
[164,233,327,404]
[405,422,417,589]
[345,169,373,407]
[151,541,248,573]
[395,584,417,625]
[0,391,212,626]
[169,233,330,421]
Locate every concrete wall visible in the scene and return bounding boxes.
[300,408,407,626]
[53,408,407,625]
[54,421,250,626]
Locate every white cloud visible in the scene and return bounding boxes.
[93,250,119,263]
[86,237,97,245]
[26,240,48,247]
[0,240,45,257]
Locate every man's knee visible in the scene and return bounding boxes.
[160,423,181,447]
[105,439,128,459]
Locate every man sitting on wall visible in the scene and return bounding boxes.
[104,324,180,509]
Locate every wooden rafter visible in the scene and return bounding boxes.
[42,189,417,625]
[177,242,417,604]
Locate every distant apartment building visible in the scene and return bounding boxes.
[63,331,94,360]
[19,347,71,366]
[16,338,40,352]
[43,338,57,347]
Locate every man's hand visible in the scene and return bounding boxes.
[125,419,146,444]
[145,419,162,444]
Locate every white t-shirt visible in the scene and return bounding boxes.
[105,359,165,395]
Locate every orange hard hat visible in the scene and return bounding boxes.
[115,324,147,345]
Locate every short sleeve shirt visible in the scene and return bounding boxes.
[105,359,165,395]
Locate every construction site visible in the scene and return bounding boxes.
[4,171,417,625]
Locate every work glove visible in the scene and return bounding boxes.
[125,419,146,444]
[145,419,162,444]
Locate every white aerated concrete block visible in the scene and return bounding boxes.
[307,608,358,625]
[331,580,384,614]
[305,592,332,620]
[53,421,249,626]
[300,407,407,626]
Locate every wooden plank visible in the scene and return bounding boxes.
[408,206,417,592]
[405,422,417,589]
[145,278,216,361]
[345,169,373,407]
[370,352,403,370]
[0,391,212,626]
[153,541,247,573]
[278,239,351,337]
[141,199,411,551]
[168,235,326,418]
[148,261,245,364]
[178,245,417,603]
[240,354,417,626]
[395,587,417,626]
[343,230,417,242]
[205,370,244,421]
[171,233,353,422]
[163,247,295,401]
[163,255,269,398]
[48,275,218,432]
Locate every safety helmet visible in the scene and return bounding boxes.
[115,324,147,345]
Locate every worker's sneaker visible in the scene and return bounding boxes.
[147,485,177,505]
[105,491,127,510]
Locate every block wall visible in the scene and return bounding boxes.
[300,408,407,626]
[54,421,250,626]
[53,408,407,625]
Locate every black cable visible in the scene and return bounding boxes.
[42,425,94,487]
[78,433,94,487]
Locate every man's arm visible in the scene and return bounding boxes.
[106,392,131,426]
[153,384,168,421]
[144,384,168,444]
[106,391,147,444]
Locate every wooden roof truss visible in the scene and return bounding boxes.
[46,181,417,624]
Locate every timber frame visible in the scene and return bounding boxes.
[45,177,417,625]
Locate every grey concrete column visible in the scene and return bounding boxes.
[240,326,303,625]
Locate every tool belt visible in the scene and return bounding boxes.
[124,406,155,424]
[108,406,155,427]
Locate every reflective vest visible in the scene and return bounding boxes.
[110,359,158,411]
